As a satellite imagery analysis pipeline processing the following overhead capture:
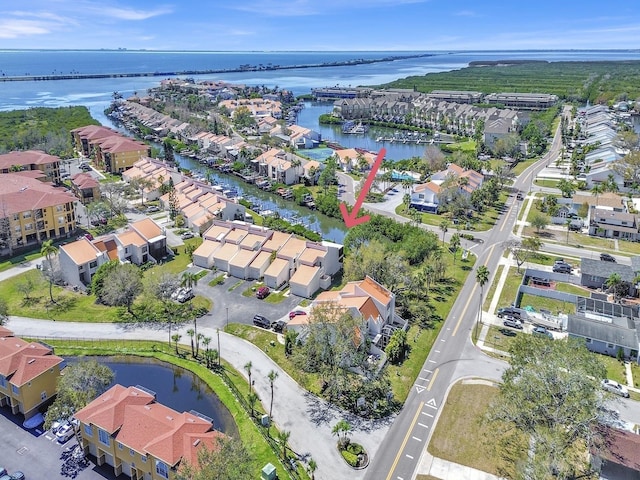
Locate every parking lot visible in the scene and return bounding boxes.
[0,409,116,480]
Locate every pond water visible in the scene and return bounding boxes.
[67,356,238,437]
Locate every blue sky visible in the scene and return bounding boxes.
[1,0,639,51]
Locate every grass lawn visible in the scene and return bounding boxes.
[598,355,628,385]
[443,139,476,152]
[522,226,617,253]
[0,249,43,273]
[228,280,244,292]
[38,339,300,480]
[510,157,538,177]
[208,274,226,286]
[533,178,561,189]
[529,251,572,267]
[518,194,535,222]
[555,282,590,296]
[482,325,519,357]
[154,237,203,275]
[264,288,289,304]
[494,267,522,314]
[616,240,640,256]
[0,269,124,322]
[483,264,504,311]
[519,292,576,315]
[428,382,526,478]
[631,362,640,389]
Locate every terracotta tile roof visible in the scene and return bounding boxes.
[94,136,148,154]
[192,214,213,227]
[93,237,119,261]
[0,173,76,216]
[117,230,147,247]
[130,218,163,241]
[203,224,230,241]
[0,150,60,170]
[356,276,392,305]
[75,385,156,434]
[60,237,102,265]
[71,125,118,141]
[298,246,326,265]
[70,172,99,189]
[0,327,14,338]
[239,233,265,249]
[0,336,62,386]
[414,182,440,194]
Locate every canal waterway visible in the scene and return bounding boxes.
[67,356,238,437]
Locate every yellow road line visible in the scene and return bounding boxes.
[427,368,439,391]
[452,244,496,337]
[385,401,425,480]
[500,201,514,232]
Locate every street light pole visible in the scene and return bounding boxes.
[226,307,228,329]
[217,328,221,367]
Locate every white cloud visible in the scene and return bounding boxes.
[98,5,173,21]
[232,0,427,17]
[0,19,51,38]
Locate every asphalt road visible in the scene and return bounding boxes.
[364,111,570,480]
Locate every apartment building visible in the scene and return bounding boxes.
[0,150,62,184]
[0,327,64,419]
[0,173,77,249]
[75,384,225,480]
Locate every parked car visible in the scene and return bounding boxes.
[55,422,75,443]
[552,263,572,273]
[10,472,25,480]
[252,314,270,328]
[532,326,553,339]
[0,475,10,480]
[503,316,523,329]
[516,192,524,201]
[180,231,195,240]
[80,163,91,171]
[51,418,66,434]
[256,286,270,299]
[600,253,616,262]
[289,310,307,320]
[497,307,523,320]
[271,320,287,333]
[601,379,630,398]
[146,205,160,213]
[175,288,194,303]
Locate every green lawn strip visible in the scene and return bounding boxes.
[598,355,628,385]
[554,282,590,296]
[519,293,575,315]
[242,284,259,297]
[615,240,640,256]
[631,363,640,389]
[192,296,212,311]
[208,274,226,286]
[533,179,561,189]
[428,382,526,478]
[482,325,519,355]
[518,194,535,222]
[193,270,209,281]
[264,289,289,304]
[0,249,43,272]
[510,158,537,177]
[522,226,617,252]
[42,339,300,480]
[483,264,504,311]
[226,324,321,394]
[0,269,123,322]
[529,252,570,267]
[495,268,522,313]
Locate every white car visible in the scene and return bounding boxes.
[55,422,75,442]
[181,231,195,239]
[601,379,630,398]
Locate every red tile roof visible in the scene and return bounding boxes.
[0,173,76,216]
[0,150,60,170]
[0,332,63,386]
[71,172,99,189]
[71,125,118,141]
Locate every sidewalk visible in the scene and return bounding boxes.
[6,316,389,480]
[0,257,42,282]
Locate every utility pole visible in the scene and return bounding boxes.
[217,328,221,367]
[226,307,229,329]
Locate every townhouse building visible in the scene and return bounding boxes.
[75,384,225,480]
[410,163,483,213]
[251,148,300,185]
[92,135,151,174]
[70,172,100,204]
[0,172,77,250]
[0,150,62,184]
[0,327,64,419]
[192,220,343,298]
[71,125,120,157]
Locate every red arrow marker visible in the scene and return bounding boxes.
[339,148,386,228]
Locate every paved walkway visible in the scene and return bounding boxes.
[6,315,390,480]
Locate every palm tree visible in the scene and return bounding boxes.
[196,333,204,359]
[439,220,449,244]
[171,333,182,354]
[277,429,291,460]
[590,183,604,206]
[244,361,253,393]
[605,273,625,301]
[308,458,317,480]
[247,392,259,418]
[450,233,461,264]
[202,336,212,367]
[181,271,199,350]
[267,369,279,420]
[40,239,58,304]
[186,328,195,357]
[475,265,490,339]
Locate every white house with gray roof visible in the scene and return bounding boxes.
[567,313,640,363]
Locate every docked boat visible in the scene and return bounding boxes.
[342,121,368,134]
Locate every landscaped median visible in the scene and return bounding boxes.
[34,338,309,480]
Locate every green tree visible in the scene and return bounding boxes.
[489,336,607,480]
[44,360,114,448]
[605,272,629,301]
[90,260,120,300]
[163,138,175,164]
[449,233,461,264]
[506,237,541,272]
[171,333,182,354]
[247,392,259,418]
[590,183,605,206]
[129,176,155,206]
[308,458,317,480]
[557,178,576,198]
[439,219,449,244]
[176,437,254,480]
[0,298,8,325]
[332,419,352,448]
[267,369,279,421]
[530,212,549,233]
[40,239,58,304]
[277,429,291,460]
[244,361,253,393]
[101,263,143,316]
[385,328,408,364]
[474,265,490,339]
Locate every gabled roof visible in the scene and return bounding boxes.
[0,150,60,169]
[71,172,99,189]
[594,425,640,471]
[0,173,76,216]
[580,258,635,282]
[130,218,164,241]
[567,314,639,349]
[60,237,102,265]
[0,331,63,386]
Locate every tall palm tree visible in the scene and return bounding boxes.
[247,392,259,418]
[277,429,291,460]
[308,458,317,480]
[475,265,490,339]
[267,369,279,420]
[181,271,199,347]
[439,220,449,244]
[171,333,182,354]
[244,361,253,393]
[590,183,604,206]
[186,328,195,357]
[202,336,211,367]
[40,239,58,304]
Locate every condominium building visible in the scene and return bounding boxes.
[0,173,77,249]
[0,327,64,419]
[0,150,62,184]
